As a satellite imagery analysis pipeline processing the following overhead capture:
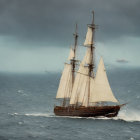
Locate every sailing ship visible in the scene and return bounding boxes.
[54,11,125,117]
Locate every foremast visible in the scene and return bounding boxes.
[71,24,78,85]
[56,24,78,106]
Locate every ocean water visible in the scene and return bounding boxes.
[0,68,140,140]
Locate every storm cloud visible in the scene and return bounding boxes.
[0,0,140,72]
[0,0,140,47]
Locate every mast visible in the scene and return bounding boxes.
[73,23,78,58]
[87,11,96,106]
[88,10,95,77]
[71,24,78,85]
[56,25,78,107]
[83,11,96,76]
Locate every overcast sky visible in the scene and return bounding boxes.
[0,0,140,73]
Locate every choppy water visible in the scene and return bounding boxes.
[0,68,140,140]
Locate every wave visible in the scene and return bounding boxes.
[24,113,83,119]
[116,110,140,122]
[10,112,54,117]
[10,109,140,122]
[25,113,54,117]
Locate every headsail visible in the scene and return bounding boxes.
[90,57,118,103]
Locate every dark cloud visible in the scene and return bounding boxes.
[116,59,129,63]
[0,0,140,47]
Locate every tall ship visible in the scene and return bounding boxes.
[54,11,125,117]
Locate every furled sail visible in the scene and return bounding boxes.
[68,48,75,60]
[70,65,89,106]
[90,57,118,103]
[56,64,73,98]
[84,27,93,47]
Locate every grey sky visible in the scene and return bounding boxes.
[0,0,140,72]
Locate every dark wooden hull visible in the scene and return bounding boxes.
[54,105,123,117]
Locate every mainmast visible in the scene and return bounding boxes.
[88,11,95,77]
[70,11,96,107]
[85,11,96,106]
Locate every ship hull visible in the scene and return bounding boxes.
[54,105,123,117]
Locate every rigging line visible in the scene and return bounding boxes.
[75,71,94,78]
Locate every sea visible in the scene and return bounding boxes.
[0,67,140,140]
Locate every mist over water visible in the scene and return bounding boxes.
[0,67,140,140]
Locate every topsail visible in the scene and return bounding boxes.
[82,47,92,65]
[68,48,75,60]
[84,27,93,47]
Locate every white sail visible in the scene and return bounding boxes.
[70,65,89,106]
[84,27,93,47]
[90,57,118,103]
[90,76,95,98]
[79,75,90,107]
[68,48,75,60]
[70,46,92,106]
[56,64,73,98]
[81,47,92,65]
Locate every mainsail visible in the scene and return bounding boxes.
[90,57,118,103]
[70,65,89,106]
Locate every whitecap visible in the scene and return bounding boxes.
[9,109,140,122]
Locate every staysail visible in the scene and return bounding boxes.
[90,57,118,103]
